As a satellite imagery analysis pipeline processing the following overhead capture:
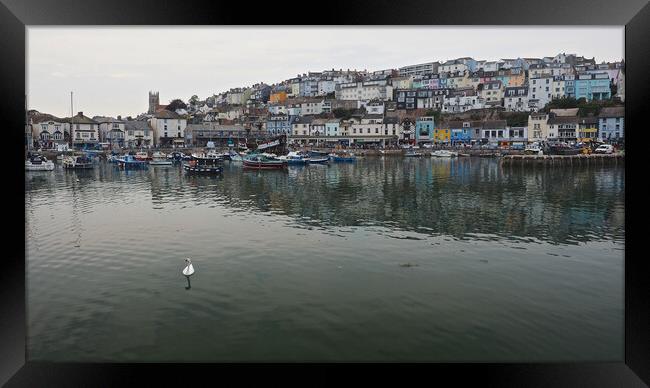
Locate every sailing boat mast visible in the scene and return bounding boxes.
[70,91,74,148]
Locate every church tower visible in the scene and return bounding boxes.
[148,91,159,114]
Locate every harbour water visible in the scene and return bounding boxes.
[25,157,624,362]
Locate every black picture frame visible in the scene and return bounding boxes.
[2,0,647,385]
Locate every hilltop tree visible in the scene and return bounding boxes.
[188,95,199,106]
[425,109,442,123]
[166,99,188,112]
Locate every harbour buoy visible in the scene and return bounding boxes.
[182,258,195,276]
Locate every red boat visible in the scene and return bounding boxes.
[243,154,288,170]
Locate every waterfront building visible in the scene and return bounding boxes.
[184,123,250,147]
[598,106,625,141]
[29,112,68,149]
[95,116,126,148]
[398,61,439,77]
[577,116,599,143]
[291,116,314,136]
[548,115,578,143]
[415,116,435,143]
[503,87,530,112]
[66,112,99,149]
[266,114,295,136]
[433,123,451,144]
[149,109,187,147]
[448,120,476,145]
[310,119,328,137]
[124,120,154,148]
[527,112,550,142]
[382,116,400,141]
[480,120,509,145]
[575,72,611,101]
[325,119,340,137]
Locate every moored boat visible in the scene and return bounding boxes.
[243,154,288,170]
[405,149,423,157]
[184,153,223,174]
[308,150,330,164]
[25,154,55,171]
[63,155,94,169]
[431,150,458,158]
[135,151,150,161]
[149,151,173,165]
[116,154,148,169]
[278,151,310,165]
[328,151,356,162]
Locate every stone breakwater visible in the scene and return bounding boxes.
[500,153,624,167]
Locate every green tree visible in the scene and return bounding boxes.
[166,99,188,112]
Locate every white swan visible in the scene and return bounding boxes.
[182,258,195,276]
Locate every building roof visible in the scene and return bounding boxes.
[311,119,329,125]
[550,108,579,117]
[124,120,152,131]
[599,106,625,118]
[154,110,182,119]
[482,120,507,129]
[578,116,599,125]
[363,114,384,120]
[29,111,65,123]
[63,112,97,124]
[383,116,399,124]
[293,116,314,124]
[548,116,579,125]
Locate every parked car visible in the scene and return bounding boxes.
[594,144,614,154]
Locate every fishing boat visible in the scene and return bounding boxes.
[405,149,423,157]
[243,154,288,170]
[328,151,356,162]
[149,151,173,165]
[134,151,150,161]
[191,150,224,162]
[278,151,310,165]
[431,150,458,157]
[183,154,224,174]
[63,155,94,169]
[167,151,185,163]
[228,150,244,163]
[308,150,330,164]
[116,154,148,169]
[25,154,55,171]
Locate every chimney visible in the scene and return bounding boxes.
[77,112,83,116]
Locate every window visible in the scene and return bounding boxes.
[76,133,81,139]
[41,124,47,131]
[128,130,134,136]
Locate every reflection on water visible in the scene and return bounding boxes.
[26,158,624,362]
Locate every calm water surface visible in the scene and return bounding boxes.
[25,157,624,361]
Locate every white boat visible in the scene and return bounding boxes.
[149,151,172,165]
[228,150,244,162]
[25,154,55,171]
[431,150,458,157]
[63,155,94,169]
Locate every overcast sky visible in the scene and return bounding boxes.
[27,26,624,118]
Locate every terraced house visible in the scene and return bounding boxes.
[68,112,99,149]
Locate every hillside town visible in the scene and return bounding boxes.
[26,53,625,152]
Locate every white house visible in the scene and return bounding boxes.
[149,110,187,147]
[335,80,393,101]
[67,112,99,148]
[527,76,554,111]
[503,87,530,112]
[95,116,126,147]
[124,120,154,148]
[30,112,67,149]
